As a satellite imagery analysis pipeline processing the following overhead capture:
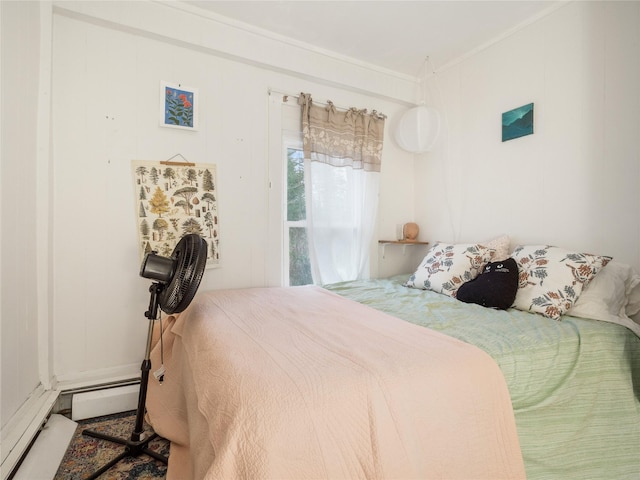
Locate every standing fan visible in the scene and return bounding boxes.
[82,234,207,479]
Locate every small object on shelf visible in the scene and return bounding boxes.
[396,224,404,241]
[403,222,419,241]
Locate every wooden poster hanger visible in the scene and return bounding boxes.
[160,153,195,166]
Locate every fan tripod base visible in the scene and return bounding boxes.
[81,429,167,480]
[81,287,168,480]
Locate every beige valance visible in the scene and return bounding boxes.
[298,93,385,172]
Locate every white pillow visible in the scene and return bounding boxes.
[405,243,494,298]
[627,276,640,318]
[567,261,640,323]
[482,234,511,261]
[511,245,612,320]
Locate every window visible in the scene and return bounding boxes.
[268,91,381,287]
[284,145,312,286]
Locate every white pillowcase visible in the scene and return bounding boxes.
[627,276,640,318]
[567,261,640,335]
[405,243,495,298]
[511,245,612,320]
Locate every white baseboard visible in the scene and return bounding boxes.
[11,414,77,480]
[55,363,140,392]
[0,386,59,480]
[1,370,141,479]
[71,384,140,421]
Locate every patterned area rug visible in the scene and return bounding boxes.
[54,411,169,480]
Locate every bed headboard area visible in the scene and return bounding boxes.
[385,147,640,300]
[403,236,640,330]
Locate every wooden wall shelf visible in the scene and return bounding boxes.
[378,240,429,245]
[378,240,429,258]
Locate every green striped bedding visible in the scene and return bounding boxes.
[325,275,640,479]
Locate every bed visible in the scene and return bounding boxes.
[326,275,640,479]
[146,243,640,479]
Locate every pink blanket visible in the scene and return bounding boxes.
[147,286,525,479]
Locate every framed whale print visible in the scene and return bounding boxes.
[502,103,534,142]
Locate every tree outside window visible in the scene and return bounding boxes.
[286,148,312,286]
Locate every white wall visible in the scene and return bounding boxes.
[1,0,42,429]
[0,3,61,474]
[49,1,419,385]
[417,1,640,273]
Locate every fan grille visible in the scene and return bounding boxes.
[159,234,207,314]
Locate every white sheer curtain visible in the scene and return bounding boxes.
[298,93,386,285]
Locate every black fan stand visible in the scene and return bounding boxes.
[81,283,168,480]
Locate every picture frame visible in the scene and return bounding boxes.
[160,81,198,130]
[502,103,534,142]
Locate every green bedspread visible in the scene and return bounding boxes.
[325,275,640,479]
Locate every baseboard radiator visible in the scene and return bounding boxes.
[57,381,140,421]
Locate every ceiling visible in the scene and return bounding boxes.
[184,1,560,77]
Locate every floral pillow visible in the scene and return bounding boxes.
[511,245,612,320]
[405,243,495,298]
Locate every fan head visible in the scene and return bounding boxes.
[140,233,208,314]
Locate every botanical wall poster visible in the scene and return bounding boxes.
[160,81,198,130]
[502,103,534,142]
[132,160,219,268]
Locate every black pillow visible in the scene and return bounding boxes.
[456,258,519,310]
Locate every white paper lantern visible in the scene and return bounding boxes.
[394,105,441,153]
